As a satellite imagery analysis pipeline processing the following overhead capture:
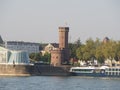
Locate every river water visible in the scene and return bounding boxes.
[0,76,120,90]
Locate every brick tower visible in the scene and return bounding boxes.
[59,27,69,49]
[59,27,69,64]
[51,27,69,66]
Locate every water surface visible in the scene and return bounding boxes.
[0,76,120,90]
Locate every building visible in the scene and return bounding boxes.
[103,37,109,43]
[44,43,58,53]
[41,43,59,55]
[0,46,29,65]
[41,43,58,55]
[5,41,40,54]
[51,27,70,66]
[59,27,69,62]
[0,35,4,47]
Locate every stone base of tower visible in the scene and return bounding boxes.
[50,49,64,66]
[50,48,70,66]
[61,48,70,64]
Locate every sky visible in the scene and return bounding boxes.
[0,0,120,43]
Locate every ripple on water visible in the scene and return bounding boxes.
[0,76,120,90]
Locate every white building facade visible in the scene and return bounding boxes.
[5,41,40,54]
[0,46,30,64]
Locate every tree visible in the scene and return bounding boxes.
[74,38,81,47]
[41,52,51,64]
[69,38,82,59]
[76,45,84,60]
[83,38,96,61]
[114,41,120,61]
[95,44,105,64]
[29,53,42,62]
[73,37,120,65]
[29,52,51,64]
[102,40,117,60]
[68,43,77,58]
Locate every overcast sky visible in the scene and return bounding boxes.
[0,0,120,43]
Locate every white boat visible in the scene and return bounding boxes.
[70,66,120,77]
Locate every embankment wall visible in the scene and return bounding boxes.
[0,64,70,76]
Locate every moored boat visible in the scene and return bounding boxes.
[70,66,120,77]
[105,67,120,77]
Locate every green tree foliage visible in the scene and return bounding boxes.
[29,52,51,64]
[76,45,85,60]
[76,38,96,61]
[84,38,96,60]
[41,52,51,64]
[29,53,42,62]
[116,41,120,60]
[101,40,117,60]
[68,43,77,58]
[30,38,120,65]
[69,38,82,59]
[95,44,105,63]
[75,37,120,64]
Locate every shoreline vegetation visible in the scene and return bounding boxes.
[70,37,120,66]
[30,37,120,66]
